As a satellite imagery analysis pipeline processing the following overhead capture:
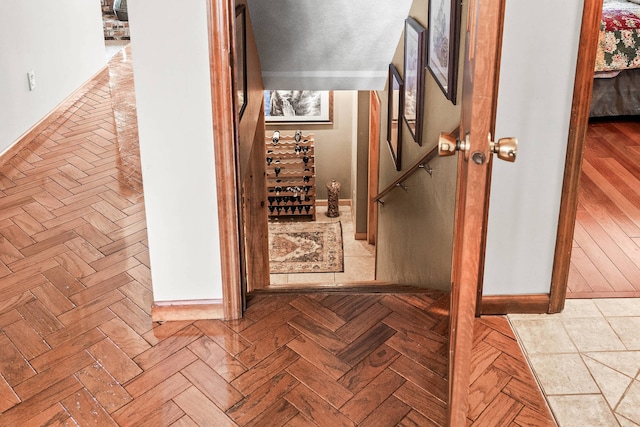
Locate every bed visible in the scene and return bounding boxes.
[590,0,640,117]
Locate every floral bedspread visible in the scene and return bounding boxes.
[596,1,640,72]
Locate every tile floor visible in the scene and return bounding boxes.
[509,298,640,426]
[269,205,376,286]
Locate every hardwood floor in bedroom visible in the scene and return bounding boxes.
[0,47,555,426]
[567,118,640,298]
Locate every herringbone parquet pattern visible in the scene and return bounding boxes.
[0,47,555,426]
[219,292,451,426]
[468,318,556,426]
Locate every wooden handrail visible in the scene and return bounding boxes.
[372,145,439,204]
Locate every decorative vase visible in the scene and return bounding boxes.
[326,179,341,217]
[113,0,128,21]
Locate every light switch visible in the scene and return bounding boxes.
[27,71,36,91]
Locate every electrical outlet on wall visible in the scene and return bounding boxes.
[27,71,36,91]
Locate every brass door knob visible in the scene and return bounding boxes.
[438,132,468,156]
[490,137,517,162]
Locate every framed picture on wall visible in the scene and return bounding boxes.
[402,17,427,146]
[427,0,461,104]
[235,5,247,119]
[264,90,333,123]
[387,64,403,171]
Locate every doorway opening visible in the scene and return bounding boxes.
[255,90,381,291]
[101,0,130,61]
[565,0,640,299]
[551,0,640,307]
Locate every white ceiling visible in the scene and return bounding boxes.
[246,0,412,90]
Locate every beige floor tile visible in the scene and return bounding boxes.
[608,317,640,350]
[313,206,347,224]
[287,272,335,284]
[507,312,549,320]
[340,215,354,226]
[583,356,633,408]
[584,351,640,379]
[547,395,619,427]
[616,414,640,427]
[340,221,356,233]
[559,299,603,318]
[335,256,375,282]
[513,300,640,427]
[343,238,375,258]
[594,299,640,317]
[562,317,626,352]
[270,273,288,285]
[617,380,640,424]
[529,353,599,395]
[509,318,577,354]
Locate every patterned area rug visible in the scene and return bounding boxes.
[268,221,344,273]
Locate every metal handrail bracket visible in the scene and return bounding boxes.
[372,145,439,205]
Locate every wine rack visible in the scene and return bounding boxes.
[266,131,316,220]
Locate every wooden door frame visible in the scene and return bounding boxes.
[368,91,381,245]
[548,0,603,313]
[207,0,244,320]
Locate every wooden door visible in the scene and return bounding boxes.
[447,0,508,424]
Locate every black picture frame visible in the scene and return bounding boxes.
[235,5,247,119]
[387,64,403,171]
[402,17,427,146]
[264,90,333,123]
[427,0,461,104]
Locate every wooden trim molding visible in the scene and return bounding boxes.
[207,0,243,320]
[0,66,109,169]
[151,300,224,322]
[480,294,551,315]
[367,91,380,245]
[549,0,603,314]
[474,0,506,318]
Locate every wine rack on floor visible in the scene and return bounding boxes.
[265,131,316,220]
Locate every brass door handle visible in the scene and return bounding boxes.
[439,132,517,163]
[490,137,517,162]
[438,132,468,156]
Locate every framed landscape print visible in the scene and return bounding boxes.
[387,64,403,171]
[264,90,333,123]
[427,0,461,103]
[402,17,427,146]
[235,5,247,118]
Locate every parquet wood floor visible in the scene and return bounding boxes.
[568,118,640,298]
[0,47,554,426]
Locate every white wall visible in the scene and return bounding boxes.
[483,0,584,295]
[128,0,223,301]
[0,0,105,151]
